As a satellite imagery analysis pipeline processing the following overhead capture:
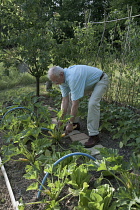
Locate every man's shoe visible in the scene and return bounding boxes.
[84,135,100,148]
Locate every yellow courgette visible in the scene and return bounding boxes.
[61,133,66,137]
[18,158,29,162]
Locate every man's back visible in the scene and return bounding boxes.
[60,65,103,100]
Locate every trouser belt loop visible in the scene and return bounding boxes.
[99,72,105,81]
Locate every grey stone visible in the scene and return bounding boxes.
[86,144,104,156]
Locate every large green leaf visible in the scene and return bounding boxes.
[26,182,38,191]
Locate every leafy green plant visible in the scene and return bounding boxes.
[114,185,140,210]
[68,164,91,189]
[47,110,71,144]
[1,135,52,164]
[100,103,140,150]
[93,148,140,210]
[75,183,115,210]
[21,163,77,209]
[1,110,36,138]
[1,86,140,210]
[113,153,140,210]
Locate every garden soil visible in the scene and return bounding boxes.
[0,96,132,210]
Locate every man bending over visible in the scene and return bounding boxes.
[48,65,109,148]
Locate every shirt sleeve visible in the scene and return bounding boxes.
[59,84,70,98]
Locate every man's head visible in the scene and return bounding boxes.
[48,66,65,85]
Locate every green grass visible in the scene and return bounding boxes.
[0,61,48,91]
[0,73,47,90]
[0,61,139,108]
[0,83,47,105]
[0,64,49,105]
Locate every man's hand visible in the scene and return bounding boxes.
[65,123,73,135]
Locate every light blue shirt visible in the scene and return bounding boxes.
[59,65,103,101]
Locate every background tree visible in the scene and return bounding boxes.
[1,0,55,96]
[1,0,140,105]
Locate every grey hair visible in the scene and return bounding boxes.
[48,66,64,79]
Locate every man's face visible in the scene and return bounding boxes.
[50,72,64,85]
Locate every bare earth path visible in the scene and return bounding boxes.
[0,169,13,210]
[0,134,13,210]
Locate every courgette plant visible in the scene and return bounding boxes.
[93,148,140,210]
[1,93,140,209]
[75,183,115,210]
[100,103,140,151]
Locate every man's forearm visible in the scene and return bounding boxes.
[61,96,69,117]
[69,100,79,123]
[61,97,79,122]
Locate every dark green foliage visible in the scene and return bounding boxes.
[1,92,140,209]
[0,0,140,103]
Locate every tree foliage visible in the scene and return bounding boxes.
[0,0,140,102]
[1,0,55,96]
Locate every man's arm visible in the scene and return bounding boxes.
[65,99,79,134]
[69,100,79,123]
[61,96,69,117]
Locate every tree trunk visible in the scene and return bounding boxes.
[36,76,40,97]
